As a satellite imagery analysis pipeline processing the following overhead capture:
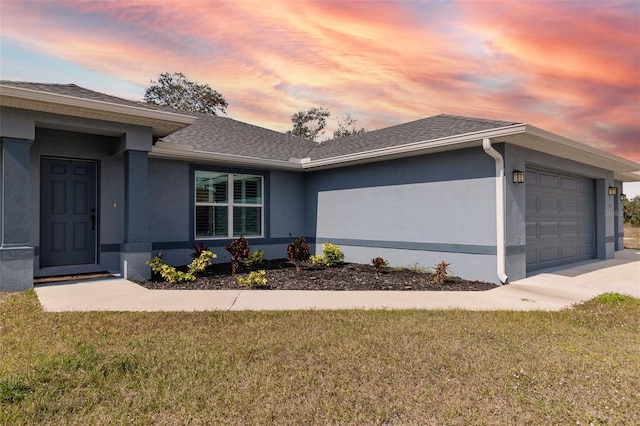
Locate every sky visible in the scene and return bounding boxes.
[1,0,639,195]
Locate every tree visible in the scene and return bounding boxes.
[286,107,330,141]
[624,195,640,226]
[333,113,366,138]
[143,72,228,115]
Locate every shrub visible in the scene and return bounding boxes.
[226,236,250,275]
[372,257,388,274]
[311,243,345,267]
[322,243,345,266]
[147,250,217,284]
[310,255,326,267]
[287,237,310,272]
[244,249,265,267]
[431,260,451,284]
[188,250,217,275]
[237,270,267,288]
[190,241,209,259]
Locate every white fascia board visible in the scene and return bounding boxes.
[150,145,302,170]
[523,125,640,173]
[300,124,528,170]
[0,84,197,125]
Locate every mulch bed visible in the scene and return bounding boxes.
[138,259,496,291]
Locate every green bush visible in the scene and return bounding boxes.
[310,255,326,267]
[323,243,345,266]
[244,249,265,267]
[236,270,267,288]
[147,250,217,284]
[312,243,345,267]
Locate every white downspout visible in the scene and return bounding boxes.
[482,138,509,285]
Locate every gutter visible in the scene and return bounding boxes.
[151,143,303,171]
[482,138,509,285]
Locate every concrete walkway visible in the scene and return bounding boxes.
[34,250,640,312]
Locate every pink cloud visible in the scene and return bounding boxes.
[1,0,638,161]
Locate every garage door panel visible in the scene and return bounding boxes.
[561,178,577,191]
[540,198,559,214]
[540,173,560,189]
[560,222,577,238]
[539,247,560,262]
[578,180,593,194]
[561,200,577,214]
[526,166,595,272]
[526,197,537,214]
[539,222,559,239]
[578,244,594,257]
[561,245,577,259]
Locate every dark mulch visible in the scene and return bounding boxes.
[138,259,496,291]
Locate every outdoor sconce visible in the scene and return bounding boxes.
[512,170,525,184]
[620,193,627,201]
[608,186,617,196]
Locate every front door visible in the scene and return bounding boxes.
[40,158,97,267]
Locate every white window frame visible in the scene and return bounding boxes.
[194,171,264,239]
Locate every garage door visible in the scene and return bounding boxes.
[525,167,595,272]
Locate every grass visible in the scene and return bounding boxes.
[623,224,640,249]
[1,291,639,425]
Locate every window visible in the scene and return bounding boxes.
[195,171,263,238]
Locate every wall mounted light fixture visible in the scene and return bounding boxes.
[513,170,525,184]
[608,186,618,196]
[620,193,627,201]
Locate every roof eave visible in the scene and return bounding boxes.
[512,125,640,177]
[300,123,528,170]
[0,84,197,137]
[151,142,302,171]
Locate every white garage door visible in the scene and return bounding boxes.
[525,167,595,272]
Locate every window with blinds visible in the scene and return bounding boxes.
[195,171,263,238]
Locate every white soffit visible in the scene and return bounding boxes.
[510,125,640,176]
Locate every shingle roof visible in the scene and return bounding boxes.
[161,113,317,162]
[1,81,316,161]
[0,80,170,111]
[307,114,522,160]
[1,81,523,164]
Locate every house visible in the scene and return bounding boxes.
[1,81,638,291]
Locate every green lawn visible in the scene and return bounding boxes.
[1,291,639,425]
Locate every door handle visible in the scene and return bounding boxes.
[91,208,96,231]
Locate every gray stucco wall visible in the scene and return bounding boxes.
[504,143,617,281]
[305,147,501,283]
[147,163,307,267]
[613,180,624,251]
[0,106,154,279]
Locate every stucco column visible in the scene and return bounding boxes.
[0,138,34,291]
[120,150,151,280]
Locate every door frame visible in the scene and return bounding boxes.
[39,156,100,269]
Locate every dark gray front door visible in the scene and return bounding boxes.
[525,166,595,272]
[40,158,97,267]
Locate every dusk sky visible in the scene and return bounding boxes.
[1,0,639,193]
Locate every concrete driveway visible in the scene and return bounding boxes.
[34,250,640,312]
